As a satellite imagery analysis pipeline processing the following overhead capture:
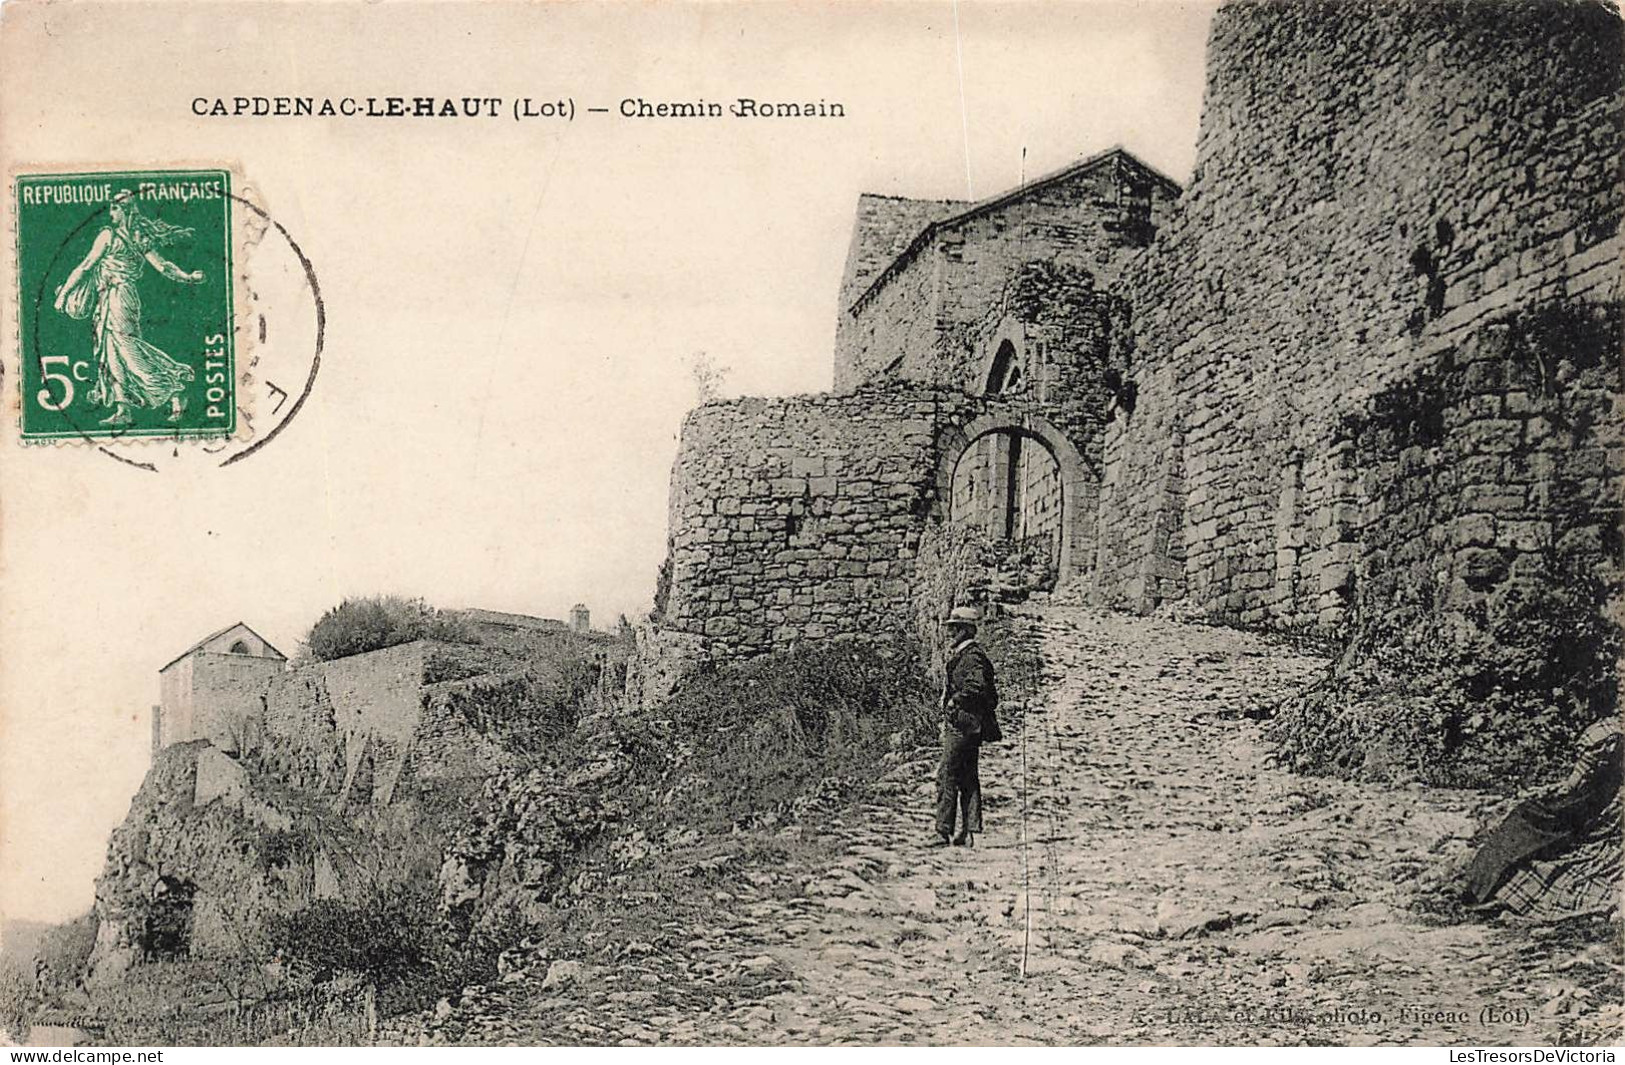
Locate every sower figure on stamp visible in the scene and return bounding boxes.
[930,606,1001,848]
[53,189,204,427]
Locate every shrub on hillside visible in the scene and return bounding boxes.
[439,661,598,754]
[302,596,476,663]
[663,636,937,825]
[265,884,438,1003]
[1271,554,1620,789]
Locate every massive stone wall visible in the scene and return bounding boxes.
[1098,0,1623,633]
[660,387,967,658]
[1340,309,1622,614]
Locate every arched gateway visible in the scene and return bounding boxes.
[934,408,1095,583]
[656,385,1100,661]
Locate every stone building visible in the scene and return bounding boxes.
[659,150,1178,658]
[835,149,1179,576]
[834,146,1179,393]
[154,622,287,756]
[651,0,1622,683]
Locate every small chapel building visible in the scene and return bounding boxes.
[154,622,287,757]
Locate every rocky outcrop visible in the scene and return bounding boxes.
[436,721,648,940]
[86,742,311,986]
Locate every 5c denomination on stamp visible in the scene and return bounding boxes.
[16,169,236,441]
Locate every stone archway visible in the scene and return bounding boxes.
[935,409,1095,583]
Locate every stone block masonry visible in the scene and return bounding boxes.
[662,387,965,658]
[1342,304,1623,621]
[1098,0,1622,631]
[659,385,1099,659]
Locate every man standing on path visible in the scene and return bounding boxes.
[931,606,998,848]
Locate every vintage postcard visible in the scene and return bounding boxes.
[0,0,1619,1052]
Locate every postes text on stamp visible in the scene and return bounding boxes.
[15,169,235,440]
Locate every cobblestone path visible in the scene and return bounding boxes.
[425,606,1619,1046]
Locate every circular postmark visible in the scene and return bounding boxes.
[15,172,324,472]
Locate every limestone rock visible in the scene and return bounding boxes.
[541,959,584,990]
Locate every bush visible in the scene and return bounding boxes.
[302,596,475,663]
[1271,556,1620,789]
[265,884,437,999]
[662,636,936,826]
[439,657,601,753]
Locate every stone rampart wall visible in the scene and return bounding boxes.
[662,387,971,658]
[1099,0,1623,631]
[659,384,1105,660]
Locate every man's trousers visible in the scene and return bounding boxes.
[935,727,983,841]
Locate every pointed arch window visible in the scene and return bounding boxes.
[986,339,1022,395]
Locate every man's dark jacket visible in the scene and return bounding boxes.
[944,640,1000,740]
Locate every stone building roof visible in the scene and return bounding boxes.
[844,145,1183,315]
[159,622,287,673]
[836,193,970,316]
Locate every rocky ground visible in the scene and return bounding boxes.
[401,605,1622,1046]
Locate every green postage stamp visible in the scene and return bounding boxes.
[14,169,236,440]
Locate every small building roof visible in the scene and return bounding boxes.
[846,146,1183,314]
[159,621,287,673]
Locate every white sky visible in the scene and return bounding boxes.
[0,0,1216,924]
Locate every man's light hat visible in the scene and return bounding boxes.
[941,605,981,625]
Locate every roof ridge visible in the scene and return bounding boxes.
[846,145,1182,315]
[855,192,972,205]
[159,621,287,673]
